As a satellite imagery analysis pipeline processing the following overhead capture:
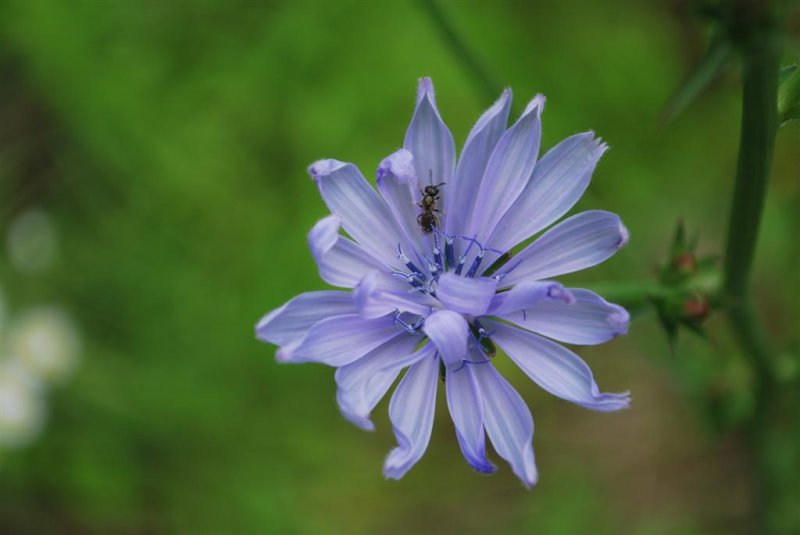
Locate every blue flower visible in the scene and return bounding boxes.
[256,78,630,487]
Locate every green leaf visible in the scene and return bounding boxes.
[778,64,800,126]
[661,36,733,125]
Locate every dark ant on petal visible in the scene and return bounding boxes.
[417,172,445,233]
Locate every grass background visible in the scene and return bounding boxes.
[0,1,797,533]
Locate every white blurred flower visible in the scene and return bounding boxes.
[7,208,59,273]
[0,359,46,449]
[10,306,81,385]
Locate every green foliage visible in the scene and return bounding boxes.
[778,64,800,125]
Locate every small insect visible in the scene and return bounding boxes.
[417,182,445,233]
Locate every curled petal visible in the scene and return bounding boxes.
[435,273,497,316]
[446,359,495,473]
[354,271,438,318]
[467,95,545,241]
[489,132,608,252]
[384,352,440,479]
[278,314,401,366]
[445,88,512,236]
[377,149,428,257]
[309,159,407,267]
[335,334,424,431]
[497,210,628,287]
[422,309,468,368]
[472,362,537,487]
[487,321,631,411]
[404,77,456,191]
[255,291,355,347]
[308,215,386,288]
[487,280,573,316]
[500,288,629,345]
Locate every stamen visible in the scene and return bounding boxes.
[393,310,425,334]
[432,232,444,274]
[454,235,477,276]
[444,236,455,271]
[397,244,425,279]
[466,250,485,278]
[391,270,424,288]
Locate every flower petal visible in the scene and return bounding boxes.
[422,309,468,368]
[255,291,355,347]
[486,321,631,411]
[500,288,629,345]
[487,280,572,316]
[446,359,495,473]
[403,78,456,191]
[384,352,439,479]
[472,361,537,487]
[335,334,424,431]
[376,149,429,258]
[309,159,406,267]
[354,271,438,318]
[497,210,628,287]
[444,88,512,236]
[308,215,386,288]
[278,314,401,366]
[435,273,497,316]
[488,132,608,252]
[467,95,545,241]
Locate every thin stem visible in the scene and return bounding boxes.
[722,2,788,531]
[722,5,781,378]
[417,0,499,103]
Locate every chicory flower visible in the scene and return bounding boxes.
[256,78,630,487]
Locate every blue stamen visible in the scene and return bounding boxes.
[444,236,455,271]
[393,310,425,334]
[397,244,425,279]
[466,250,485,278]
[432,232,444,274]
[454,236,477,276]
[391,270,424,288]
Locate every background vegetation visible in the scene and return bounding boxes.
[1,1,797,533]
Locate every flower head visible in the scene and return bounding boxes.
[256,78,630,487]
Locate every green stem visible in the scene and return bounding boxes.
[722,2,791,531]
[722,1,781,387]
[722,29,780,307]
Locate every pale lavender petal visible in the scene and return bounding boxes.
[377,149,428,256]
[489,132,608,252]
[435,273,497,316]
[255,291,355,347]
[309,159,406,267]
[446,359,495,473]
[467,95,545,241]
[472,362,537,487]
[500,288,629,345]
[384,353,439,479]
[487,280,573,316]
[335,334,423,431]
[497,210,629,287]
[445,88,512,236]
[278,314,401,366]
[422,309,468,368]
[486,321,631,411]
[354,271,438,318]
[403,77,456,191]
[308,215,386,288]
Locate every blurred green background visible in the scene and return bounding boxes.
[0,0,797,533]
